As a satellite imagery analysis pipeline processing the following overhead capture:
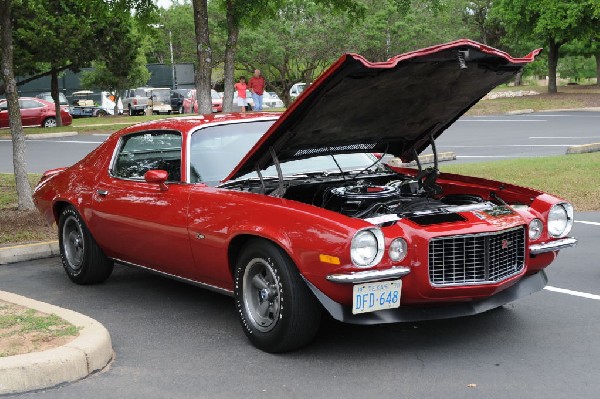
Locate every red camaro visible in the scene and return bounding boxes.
[0,97,73,128]
[33,40,576,352]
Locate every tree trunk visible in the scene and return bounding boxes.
[0,0,35,210]
[50,68,63,127]
[547,39,560,94]
[114,94,120,116]
[222,0,239,113]
[596,51,600,86]
[514,70,523,86]
[192,0,213,115]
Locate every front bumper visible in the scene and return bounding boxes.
[530,237,577,254]
[305,270,548,325]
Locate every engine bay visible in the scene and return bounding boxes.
[223,169,502,223]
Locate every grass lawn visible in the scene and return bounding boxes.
[441,152,600,211]
[468,84,600,115]
[0,174,56,245]
[0,300,78,357]
[0,113,182,136]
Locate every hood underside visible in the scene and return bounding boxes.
[226,40,541,181]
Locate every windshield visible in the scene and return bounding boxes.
[151,90,170,103]
[189,120,382,186]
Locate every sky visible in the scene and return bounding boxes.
[155,0,173,9]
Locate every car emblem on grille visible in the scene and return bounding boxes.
[502,239,510,249]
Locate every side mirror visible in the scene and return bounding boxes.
[144,169,169,191]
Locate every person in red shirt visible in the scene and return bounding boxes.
[248,69,266,111]
[234,76,247,113]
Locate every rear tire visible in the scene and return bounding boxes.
[234,239,321,352]
[58,205,113,284]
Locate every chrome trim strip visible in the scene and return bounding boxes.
[326,267,411,284]
[113,258,233,296]
[530,237,577,255]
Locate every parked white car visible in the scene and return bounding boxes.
[263,92,284,108]
[289,83,306,99]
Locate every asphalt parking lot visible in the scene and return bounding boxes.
[1,213,598,399]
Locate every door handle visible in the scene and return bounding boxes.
[96,189,109,196]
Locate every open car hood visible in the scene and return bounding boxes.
[225,39,541,181]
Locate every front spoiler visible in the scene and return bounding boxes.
[304,270,548,325]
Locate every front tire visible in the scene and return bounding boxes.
[42,117,56,128]
[234,239,321,352]
[58,206,113,284]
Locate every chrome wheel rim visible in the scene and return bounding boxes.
[62,216,84,270]
[242,258,281,332]
[44,118,56,128]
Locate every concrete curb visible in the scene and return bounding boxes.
[0,291,113,395]
[505,109,534,115]
[566,142,600,155]
[0,241,59,265]
[25,132,78,140]
[387,151,456,168]
[538,107,600,113]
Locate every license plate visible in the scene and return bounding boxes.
[352,279,402,314]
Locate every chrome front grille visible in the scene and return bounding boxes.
[428,227,525,286]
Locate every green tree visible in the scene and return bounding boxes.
[192,0,213,114]
[80,6,151,115]
[150,1,198,64]
[0,0,34,210]
[237,0,354,106]
[12,0,104,126]
[492,0,600,93]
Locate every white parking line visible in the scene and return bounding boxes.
[530,136,600,139]
[0,139,101,144]
[440,145,573,148]
[544,286,600,301]
[458,119,547,122]
[575,220,600,226]
[456,155,536,158]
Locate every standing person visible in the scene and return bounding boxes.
[248,69,266,111]
[234,76,247,113]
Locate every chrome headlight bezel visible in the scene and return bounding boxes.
[547,203,574,238]
[529,218,543,241]
[350,228,384,268]
[389,238,408,262]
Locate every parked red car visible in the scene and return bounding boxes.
[182,89,222,113]
[33,40,576,352]
[0,97,73,128]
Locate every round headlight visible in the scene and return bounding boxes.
[529,218,543,240]
[350,229,384,268]
[548,203,574,238]
[389,238,408,262]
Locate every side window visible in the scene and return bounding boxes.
[21,99,42,109]
[0,101,7,111]
[112,131,182,182]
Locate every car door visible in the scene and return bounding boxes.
[19,99,39,126]
[89,130,197,279]
[0,101,8,128]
